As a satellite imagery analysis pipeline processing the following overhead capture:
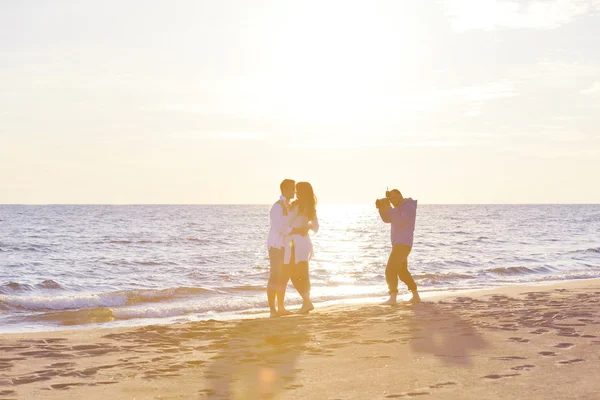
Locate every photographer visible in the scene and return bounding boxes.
[376,189,421,304]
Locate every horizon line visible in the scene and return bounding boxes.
[1,203,598,206]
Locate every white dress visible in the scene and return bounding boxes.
[284,207,319,264]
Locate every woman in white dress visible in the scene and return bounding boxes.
[284,182,319,313]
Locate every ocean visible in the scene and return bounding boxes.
[1,204,599,333]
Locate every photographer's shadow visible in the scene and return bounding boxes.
[398,302,489,366]
[204,317,309,399]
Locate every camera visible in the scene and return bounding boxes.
[375,189,391,209]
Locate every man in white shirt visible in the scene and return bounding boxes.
[266,179,306,317]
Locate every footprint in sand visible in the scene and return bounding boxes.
[0,363,12,371]
[508,337,530,343]
[0,357,26,362]
[44,338,68,344]
[429,381,457,389]
[510,364,536,371]
[482,373,520,379]
[538,351,557,357]
[553,343,574,349]
[492,356,527,361]
[0,346,28,352]
[556,332,580,338]
[81,368,99,376]
[284,384,304,390]
[11,376,52,385]
[51,383,85,390]
[530,329,549,335]
[185,360,205,366]
[385,391,430,398]
[71,345,102,351]
[49,362,76,368]
[198,389,216,397]
[323,343,348,349]
[557,358,584,365]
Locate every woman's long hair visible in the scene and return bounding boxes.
[293,182,317,219]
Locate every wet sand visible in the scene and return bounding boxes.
[1,279,599,399]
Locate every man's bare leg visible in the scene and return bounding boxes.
[277,291,292,315]
[267,289,278,317]
[298,294,314,313]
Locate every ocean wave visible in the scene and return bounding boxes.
[134,260,178,266]
[0,286,213,311]
[0,280,63,294]
[186,237,210,244]
[106,239,164,245]
[0,282,34,293]
[20,291,387,326]
[38,280,62,289]
[413,272,475,283]
[221,285,265,292]
[22,300,264,326]
[108,240,134,245]
[30,308,116,326]
[103,260,179,266]
[485,266,552,276]
[4,245,48,252]
[186,237,230,246]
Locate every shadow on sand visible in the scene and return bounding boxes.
[404,301,489,365]
[204,316,309,399]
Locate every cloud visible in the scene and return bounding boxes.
[404,81,517,116]
[444,0,600,32]
[437,81,518,101]
[170,131,266,141]
[287,140,464,150]
[580,82,600,94]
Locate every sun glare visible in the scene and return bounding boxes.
[261,3,420,125]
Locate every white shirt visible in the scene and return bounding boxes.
[284,206,319,264]
[267,196,292,249]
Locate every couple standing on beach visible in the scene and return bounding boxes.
[266,180,420,317]
[266,179,319,317]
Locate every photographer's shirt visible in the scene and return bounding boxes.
[378,198,418,247]
[267,196,292,249]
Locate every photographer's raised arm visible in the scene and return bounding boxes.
[378,202,392,223]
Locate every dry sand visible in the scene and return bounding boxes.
[1,279,599,399]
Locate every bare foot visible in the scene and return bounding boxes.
[269,311,279,318]
[298,303,314,314]
[406,296,421,304]
[380,297,397,306]
[278,309,293,316]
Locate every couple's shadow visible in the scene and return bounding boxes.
[204,316,309,399]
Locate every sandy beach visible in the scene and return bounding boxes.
[1,279,599,400]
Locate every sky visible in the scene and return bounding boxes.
[1,0,599,204]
